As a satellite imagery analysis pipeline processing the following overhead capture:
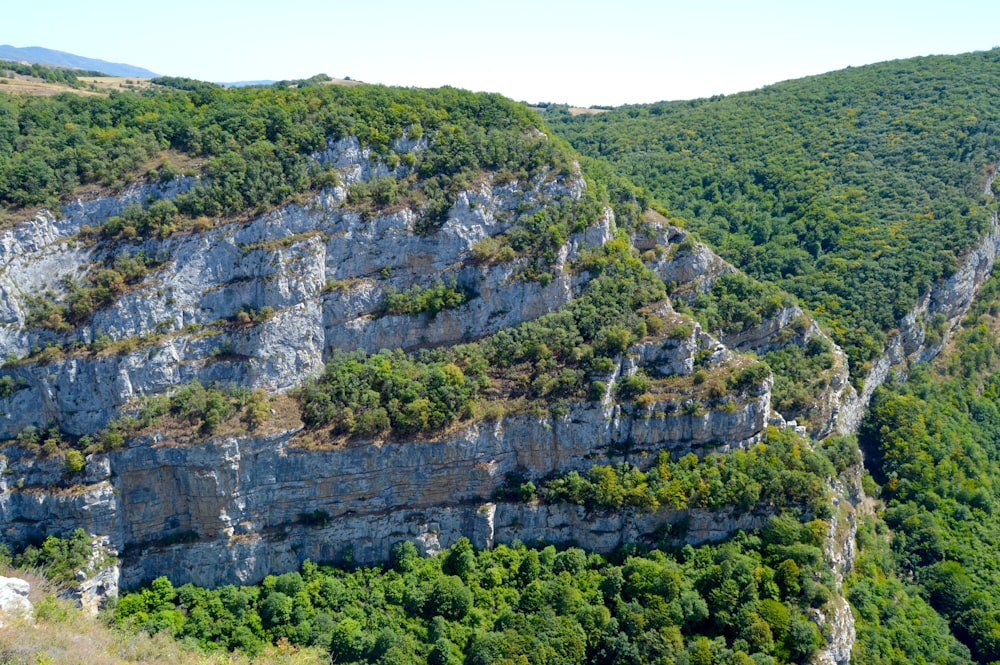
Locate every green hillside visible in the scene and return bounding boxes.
[855,276,1000,663]
[4,51,1000,665]
[545,49,1000,378]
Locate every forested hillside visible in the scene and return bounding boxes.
[854,276,1000,663]
[0,61,860,665]
[0,67,567,223]
[1,51,1000,665]
[542,49,1000,665]
[546,49,1000,378]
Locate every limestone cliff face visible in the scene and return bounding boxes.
[0,383,771,587]
[0,136,604,438]
[0,121,802,612]
[0,140,783,590]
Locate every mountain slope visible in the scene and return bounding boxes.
[545,49,1000,664]
[545,49,1000,380]
[0,62,871,665]
[2,55,999,664]
[0,45,157,77]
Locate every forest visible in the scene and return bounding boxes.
[0,65,569,230]
[852,275,1000,663]
[546,49,1000,381]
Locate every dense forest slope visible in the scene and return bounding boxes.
[544,49,1000,665]
[0,53,997,665]
[853,275,1000,664]
[546,49,1000,380]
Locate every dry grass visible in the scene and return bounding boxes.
[566,107,610,116]
[136,392,304,450]
[643,209,670,225]
[0,593,324,665]
[76,77,155,93]
[319,78,363,88]
[0,76,102,97]
[0,74,153,98]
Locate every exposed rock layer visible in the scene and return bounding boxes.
[1,382,770,587]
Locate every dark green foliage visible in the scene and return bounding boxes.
[117,529,835,664]
[0,79,556,224]
[11,528,94,586]
[428,575,473,620]
[379,280,470,317]
[533,427,833,517]
[162,381,236,435]
[479,240,665,401]
[689,272,794,337]
[616,372,649,399]
[298,236,666,436]
[0,373,26,398]
[297,349,483,436]
[683,271,837,423]
[847,516,973,665]
[547,50,1000,378]
[149,76,221,93]
[764,337,836,420]
[856,277,1000,662]
[727,362,771,393]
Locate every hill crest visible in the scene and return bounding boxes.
[0,44,158,78]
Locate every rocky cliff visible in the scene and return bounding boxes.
[1,356,772,588]
[0,136,602,437]
[3,130,995,665]
[0,133,788,589]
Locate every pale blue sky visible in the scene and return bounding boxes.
[5,0,999,106]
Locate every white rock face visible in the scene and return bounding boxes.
[0,379,771,588]
[0,136,598,438]
[0,142,781,592]
[57,535,119,615]
[0,575,33,626]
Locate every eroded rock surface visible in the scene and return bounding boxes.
[0,575,32,627]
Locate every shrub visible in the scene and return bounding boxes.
[617,373,650,399]
[63,450,85,475]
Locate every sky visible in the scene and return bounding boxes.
[4,0,1000,107]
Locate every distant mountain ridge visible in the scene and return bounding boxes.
[0,44,157,78]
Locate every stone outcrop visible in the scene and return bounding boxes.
[0,132,787,592]
[0,374,771,587]
[0,575,32,627]
[58,535,119,615]
[640,223,851,436]
[637,227,732,295]
[0,135,605,438]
